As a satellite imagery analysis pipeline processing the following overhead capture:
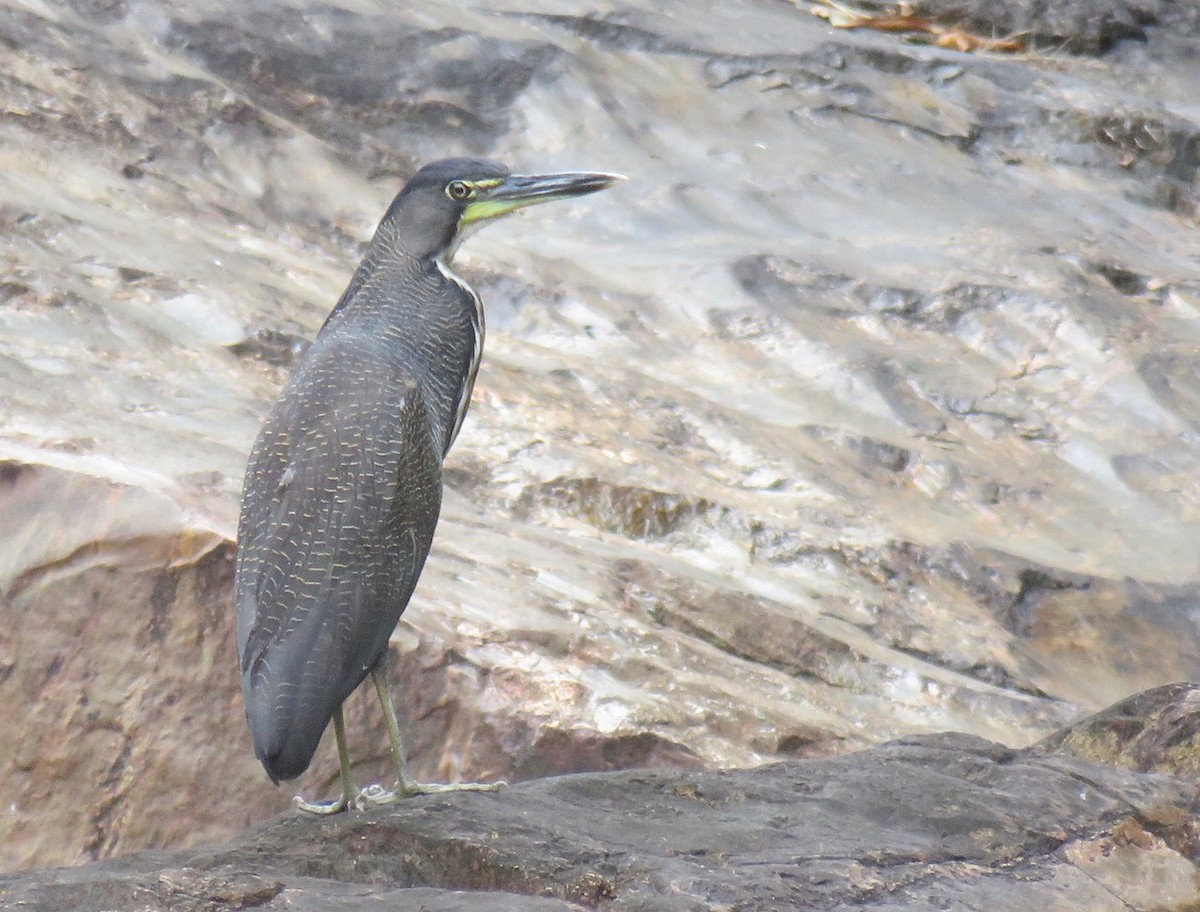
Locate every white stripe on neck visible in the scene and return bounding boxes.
[434,255,485,454]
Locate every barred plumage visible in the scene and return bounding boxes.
[234,158,622,811]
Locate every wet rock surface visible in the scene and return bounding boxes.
[4,685,1200,910]
[1,0,1199,876]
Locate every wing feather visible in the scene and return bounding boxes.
[234,334,442,781]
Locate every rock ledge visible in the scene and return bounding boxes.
[5,685,1199,911]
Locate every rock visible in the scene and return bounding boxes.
[911,0,1175,55]
[3,685,1199,909]
[1038,682,1200,777]
[1,0,1199,876]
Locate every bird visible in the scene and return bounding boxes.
[234,158,623,813]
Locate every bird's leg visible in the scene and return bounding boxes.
[357,654,505,806]
[293,705,359,814]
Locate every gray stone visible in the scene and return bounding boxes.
[3,691,1198,909]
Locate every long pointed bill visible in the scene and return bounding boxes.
[461,171,625,226]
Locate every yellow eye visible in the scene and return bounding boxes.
[446,180,474,201]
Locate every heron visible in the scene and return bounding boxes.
[234,158,623,813]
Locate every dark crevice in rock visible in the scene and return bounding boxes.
[504,13,703,57]
[1007,568,1092,637]
[227,329,311,367]
[512,729,704,781]
[615,559,864,700]
[84,736,133,863]
[1093,261,1153,296]
[515,477,718,540]
[731,254,1048,336]
[887,640,1053,698]
[144,571,179,646]
[0,461,36,488]
[816,100,981,150]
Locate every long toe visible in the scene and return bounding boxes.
[396,779,508,798]
[293,792,352,815]
[347,780,508,809]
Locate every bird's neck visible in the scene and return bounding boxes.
[321,251,484,457]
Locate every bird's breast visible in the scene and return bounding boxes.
[324,258,484,458]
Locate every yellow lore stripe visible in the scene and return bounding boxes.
[460,197,531,226]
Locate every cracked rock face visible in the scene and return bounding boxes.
[1,0,1199,871]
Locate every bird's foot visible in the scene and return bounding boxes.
[355,783,399,808]
[293,778,506,813]
[355,779,507,807]
[398,778,508,798]
[293,790,357,815]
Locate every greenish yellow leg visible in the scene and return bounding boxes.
[357,659,506,806]
[293,705,359,814]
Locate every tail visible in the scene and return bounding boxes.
[240,617,341,783]
[242,674,327,783]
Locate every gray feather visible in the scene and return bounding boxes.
[235,251,478,782]
[232,156,617,786]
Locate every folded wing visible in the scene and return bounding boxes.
[234,338,442,782]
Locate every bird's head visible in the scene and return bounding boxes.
[381,158,624,262]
